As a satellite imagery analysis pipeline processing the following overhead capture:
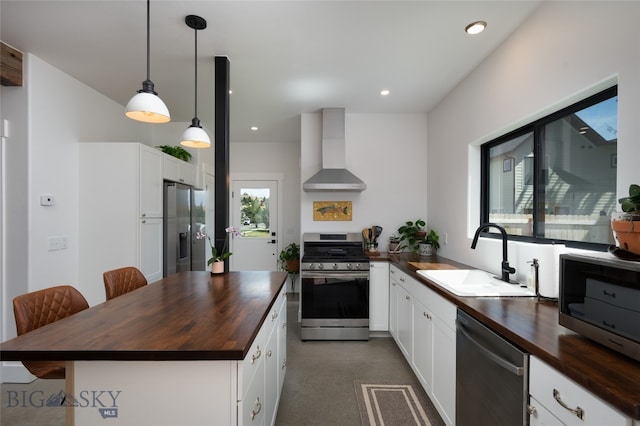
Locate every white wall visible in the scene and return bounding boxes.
[230,141,301,248]
[427,1,640,288]
[301,112,428,245]
[1,54,153,380]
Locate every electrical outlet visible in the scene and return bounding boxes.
[48,236,68,251]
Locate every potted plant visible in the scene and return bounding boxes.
[197,227,240,273]
[279,242,300,273]
[388,234,402,253]
[611,184,640,255]
[419,229,440,256]
[397,219,426,253]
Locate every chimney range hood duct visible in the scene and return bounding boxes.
[303,108,366,192]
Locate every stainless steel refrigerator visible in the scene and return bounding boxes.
[163,181,205,277]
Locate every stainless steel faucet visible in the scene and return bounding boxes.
[471,223,516,283]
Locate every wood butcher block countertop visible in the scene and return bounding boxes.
[0,271,287,362]
[370,252,640,419]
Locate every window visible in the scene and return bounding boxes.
[481,86,618,249]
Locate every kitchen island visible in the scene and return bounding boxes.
[0,271,288,425]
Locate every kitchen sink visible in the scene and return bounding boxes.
[416,269,535,297]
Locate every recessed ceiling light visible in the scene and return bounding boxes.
[251,126,258,131]
[465,21,487,35]
[380,89,390,96]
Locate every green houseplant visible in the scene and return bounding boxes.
[419,229,440,256]
[279,242,300,273]
[611,184,640,255]
[397,219,426,253]
[156,145,192,162]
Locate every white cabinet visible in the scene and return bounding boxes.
[163,154,196,186]
[529,356,631,426]
[369,262,390,331]
[412,298,434,392]
[80,142,164,304]
[388,264,456,426]
[238,286,287,426]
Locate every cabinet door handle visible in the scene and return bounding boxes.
[405,295,410,300]
[266,349,272,358]
[603,290,616,298]
[423,312,432,319]
[271,311,278,321]
[251,346,262,364]
[250,397,262,421]
[553,389,584,420]
[400,277,405,282]
[527,404,537,415]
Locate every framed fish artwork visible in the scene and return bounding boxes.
[313,201,352,221]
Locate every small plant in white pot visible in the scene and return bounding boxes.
[419,229,440,256]
[611,184,640,255]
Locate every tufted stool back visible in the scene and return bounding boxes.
[103,266,148,300]
[13,285,89,379]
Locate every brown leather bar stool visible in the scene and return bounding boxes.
[12,285,89,379]
[103,266,147,300]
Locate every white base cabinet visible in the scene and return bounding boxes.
[389,265,456,426]
[529,356,632,426]
[369,262,390,331]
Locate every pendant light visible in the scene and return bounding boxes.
[180,15,210,148]
[125,0,170,123]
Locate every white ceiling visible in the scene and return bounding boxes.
[1,1,541,144]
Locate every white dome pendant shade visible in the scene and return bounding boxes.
[181,118,211,148]
[125,0,170,124]
[180,15,210,148]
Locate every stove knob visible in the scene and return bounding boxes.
[355,264,361,270]
[318,264,324,270]
[346,264,353,270]
[309,263,315,270]
[332,263,339,270]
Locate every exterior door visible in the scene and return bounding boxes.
[230,180,278,271]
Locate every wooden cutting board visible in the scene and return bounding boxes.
[408,261,459,270]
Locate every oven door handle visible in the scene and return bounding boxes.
[301,272,369,280]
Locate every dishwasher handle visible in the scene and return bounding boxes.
[456,320,525,376]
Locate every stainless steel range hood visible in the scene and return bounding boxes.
[303,108,366,192]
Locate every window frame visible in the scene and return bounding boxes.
[480,85,618,251]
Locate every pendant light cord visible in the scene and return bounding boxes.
[146,0,151,82]
[194,26,198,118]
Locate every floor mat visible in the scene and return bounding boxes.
[354,381,436,426]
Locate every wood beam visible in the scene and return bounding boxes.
[1,42,23,86]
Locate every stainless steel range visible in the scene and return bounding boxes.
[300,233,370,341]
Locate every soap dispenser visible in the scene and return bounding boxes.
[526,258,539,295]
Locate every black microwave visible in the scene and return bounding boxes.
[559,253,640,362]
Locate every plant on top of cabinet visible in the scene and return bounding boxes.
[397,219,426,253]
[156,145,192,162]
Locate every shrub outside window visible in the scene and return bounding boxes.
[481,86,618,249]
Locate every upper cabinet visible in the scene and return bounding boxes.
[139,145,163,218]
[163,154,195,187]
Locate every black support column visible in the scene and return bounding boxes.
[214,56,230,271]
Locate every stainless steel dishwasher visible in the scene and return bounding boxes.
[456,309,529,425]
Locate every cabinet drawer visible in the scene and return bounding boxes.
[530,356,629,425]
[586,278,640,312]
[239,324,266,396]
[241,359,265,426]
